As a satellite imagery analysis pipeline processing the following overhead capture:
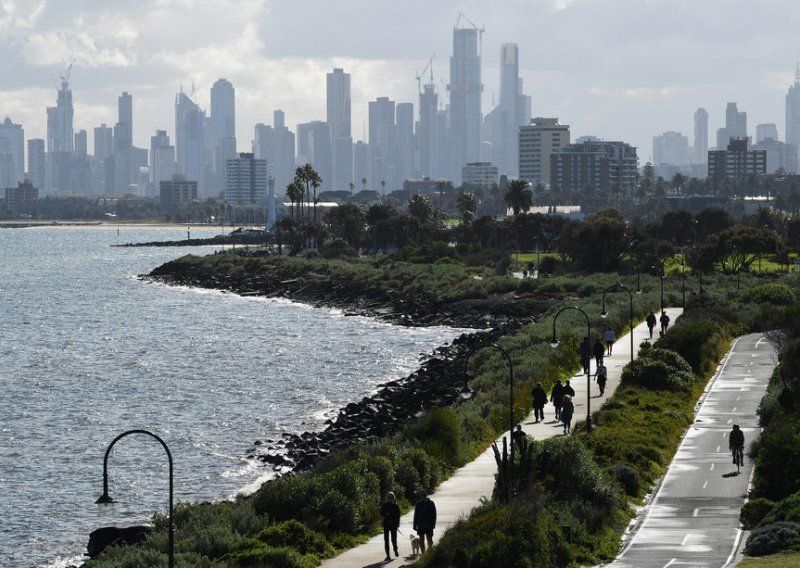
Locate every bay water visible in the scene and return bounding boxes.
[0,226,464,567]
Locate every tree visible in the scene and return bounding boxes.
[554,210,628,272]
[408,194,434,224]
[348,182,355,194]
[660,209,694,246]
[361,177,367,192]
[503,179,533,216]
[286,180,304,220]
[456,192,478,226]
[295,164,322,223]
[324,203,366,250]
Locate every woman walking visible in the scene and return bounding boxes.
[561,394,574,434]
[380,492,400,561]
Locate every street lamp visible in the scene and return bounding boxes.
[550,306,593,431]
[463,344,515,497]
[680,258,686,309]
[600,283,634,368]
[96,429,174,568]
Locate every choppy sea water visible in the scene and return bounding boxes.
[0,226,464,567]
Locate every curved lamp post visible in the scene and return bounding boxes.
[550,306,593,431]
[600,283,634,368]
[96,429,174,568]
[462,344,515,493]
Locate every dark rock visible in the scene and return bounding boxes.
[87,526,152,559]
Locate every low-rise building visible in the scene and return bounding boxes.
[708,138,767,179]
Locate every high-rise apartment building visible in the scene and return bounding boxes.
[252,110,295,194]
[210,79,236,141]
[225,152,267,207]
[652,131,691,167]
[449,26,482,184]
[150,130,176,189]
[46,75,74,154]
[752,137,797,174]
[483,43,531,178]
[160,174,197,212]
[694,108,708,165]
[518,118,570,185]
[708,138,766,179]
[0,117,25,188]
[327,68,353,190]
[94,124,113,160]
[418,83,439,179]
[395,102,414,184]
[296,121,332,191]
[368,96,396,189]
[74,129,87,156]
[550,139,637,194]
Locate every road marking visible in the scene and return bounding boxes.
[681,534,691,546]
[716,445,721,452]
[692,508,700,517]
[727,418,732,424]
[756,337,765,347]
[664,558,677,568]
[710,463,715,471]
[736,396,741,401]
[703,480,708,489]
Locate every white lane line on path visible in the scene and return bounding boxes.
[736,396,741,401]
[703,480,708,490]
[716,445,721,452]
[681,534,691,546]
[710,463,715,471]
[733,407,737,412]
[693,508,700,517]
[727,418,732,424]
[664,558,677,568]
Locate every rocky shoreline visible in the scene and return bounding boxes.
[143,254,548,480]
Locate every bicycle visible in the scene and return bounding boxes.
[731,446,744,474]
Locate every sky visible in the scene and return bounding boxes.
[2,0,799,163]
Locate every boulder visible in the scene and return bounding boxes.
[86,525,152,558]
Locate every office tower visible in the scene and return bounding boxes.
[73,129,87,156]
[419,83,439,178]
[752,137,797,174]
[396,102,414,183]
[652,131,691,167]
[353,141,369,189]
[252,110,295,194]
[94,124,113,160]
[484,43,531,177]
[716,102,747,149]
[296,121,332,191]
[369,97,396,190]
[116,92,133,152]
[449,25,483,184]
[0,117,24,188]
[694,108,708,165]
[225,152,267,207]
[150,130,176,188]
[756,123,779,143]
[27,138,45,192]
[786,64,800,163]
[175,91,207,195]
[326,68,353,191]
[210,78,236,140]
[518,118,570,185]
[551,139,638,194]
[708,138,766,178]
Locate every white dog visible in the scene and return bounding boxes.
[410,533,421,556]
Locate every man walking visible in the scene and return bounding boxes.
[579,336,591,374]
[531,382,548,423]
[550,380,565,421]
[413,492,437,554]
[646,311,657,339]
[660,310,671,336]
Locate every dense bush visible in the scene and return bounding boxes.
[606,464,641,497]
[740,498,777,530]
[654,319,727,377]
[224,545,318,568]
[405,407,464,466]
[621,347,695,392]
[257,519,333,556]
[740,283,797,306]
[745,521,800,556]
[751,413,800,501]
[320,238,358,259]
[761,491,800,526]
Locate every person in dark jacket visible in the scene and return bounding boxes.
[561,394,575,434]
[660,310,670,335]
[550,380,565,421]
[646,311,657,339]
[579,336,591,374]
[729,424,745,464]
[413,492,437,553]
[563,380,576,398]
[531,382,548,422]
[380,491,400,560]
[592,338,605,367]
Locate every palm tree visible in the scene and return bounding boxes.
[295,164,322,222]
[381,180,386,197]
[503,179,533,216]
[286,180,304,220]
[349,182,355,194]
[361,177,367,192]
[456,192,478,226]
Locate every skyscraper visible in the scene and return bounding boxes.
[175,91,207,195]
[327,68,353,191]
[74,129,87,155]
[116,92,133,152]
[418,83,439,178]
[210,78,236,141]
[694,108,708,165]
[46,73,74,154]
[150,130,176,188]
[717,102,746,149]
[449,25,483,185]
[756,123,779,143]
[27,138,45,192]
[483,43,531,178]
[0,117,25,188]
[786,65,800,163]
[395,102,414,183]
[252,110,295,194]
[296,121,332,191]
[368,96,396,190]
[94,124,113,160]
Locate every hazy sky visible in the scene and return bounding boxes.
[2,0,799,162]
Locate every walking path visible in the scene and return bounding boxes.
[606,333,775,567]
[320,307,683,568]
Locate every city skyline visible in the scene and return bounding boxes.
[1,0,799,164]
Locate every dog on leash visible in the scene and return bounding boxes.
[410,533,421,556]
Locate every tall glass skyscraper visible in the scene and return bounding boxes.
[449,26,482,185]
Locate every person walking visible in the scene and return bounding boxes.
[531,382,548,422]
[660,310,671,336]
[646,311,657,339]
[603,327,615,355]
[595,362,608,396]
[413,492,437,554]
[593,337,605,368]
[380,492,401,561]
[579,336,591,374]
[511,424,525,449]
[563,380,576,398]
[561,394,575,434]
[550,380,565,421]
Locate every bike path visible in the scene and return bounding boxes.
[320,308,683,568]
[607,333,775,568]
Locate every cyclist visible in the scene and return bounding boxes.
[729,424,745,465]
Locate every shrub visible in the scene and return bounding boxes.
[317,489,360,534]
[621,348,695,392]
[745,521,800,556]
[752,417,800,501]
[740,283,797,306]
[320,238,357,259]
[606,464,641,497]
[762,491,800,526]
[655,320,726,377]
[225,545,318,568]
[257,520,333,556]
[740,498,776,530]
[404,407,463,466]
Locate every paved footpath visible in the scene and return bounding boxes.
[606,333,775,568]
[320,308,683,568]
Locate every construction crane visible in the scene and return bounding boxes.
[59,59,74,87]
[455,11,485,56]
[416,55,435,94]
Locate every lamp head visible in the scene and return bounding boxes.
[549,337,560,349]
[600,310,608,319]
[95,492,115,512]
[458,385,475,400]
